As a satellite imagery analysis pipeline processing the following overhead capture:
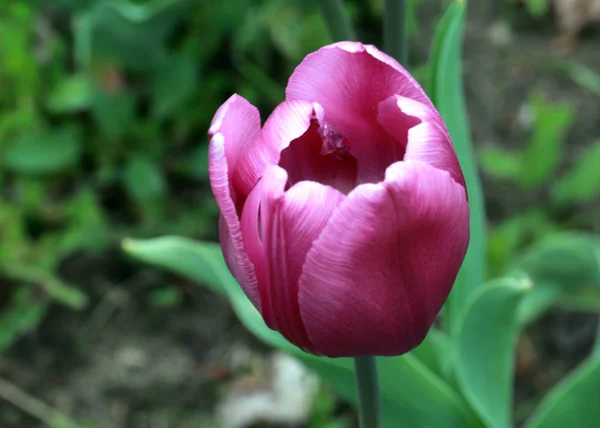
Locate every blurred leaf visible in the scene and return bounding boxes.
[46,74,94,113]
[4,126,81,175]
[525,357,600,428]
[487,210,555,277]
[148,287,183,308]
[3,266,87,310]
[235,57,284,105]
[520,94,575,189]
[455,276,531,428]
[558,62,600,96]
[429,0,486,336]
[513,233,600,325]
[62,188,109,253]
[123,236,479,428]
[0,284,48,351]
[514,233,600,291]
[151,57,198,118]
[479,146,522,181]
[552,140,600,206]
[177,145,209,180]
[523,0,550,17]
[80,0,195,70]
[122,156,166,202]
[92,89,135,138]
[518,281,561,326]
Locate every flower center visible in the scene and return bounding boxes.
[278,120,358,194]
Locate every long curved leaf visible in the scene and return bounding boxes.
[429,0,486,336]
[123,236,480,428]
[454,277,531,428]
[525,357,600,428]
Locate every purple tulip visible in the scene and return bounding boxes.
[208,42,470,357]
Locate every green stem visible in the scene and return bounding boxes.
[316,0,356,41]
[384,0,408,65]
[354,356,380,428]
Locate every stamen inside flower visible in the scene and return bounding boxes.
[278,120,358,194]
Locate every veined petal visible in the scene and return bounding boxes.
[234,100,315,197]
[298,160,469,357]
[285,42,434,184]
[268,180,346,352]
[209,94,261,205]
[209,133,261,311]
[239,166,288,327]
[378,95,465,189]
[286,42,433,114]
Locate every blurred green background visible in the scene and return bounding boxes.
[0,0,599,427]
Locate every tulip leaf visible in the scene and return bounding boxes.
[429,0,487,336]
[513,233,600,326]
[524,356,600,428]
[551,140,600,206]
[454,276,531,428]
[123,236,480,428]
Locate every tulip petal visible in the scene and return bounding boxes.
[266,180,346,352]
[286,42,434,184]
[298,160,469,357]
[209,95,262,311]
[378,95,466,188]
[234,100,315,196]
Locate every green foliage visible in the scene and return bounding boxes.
[552,141,600,206]
[428,0,486,337]
[479,93,576,190]
[525,357,600,428]
[522,0,550,17]
[123,236,480,428]
[454,276,531,428]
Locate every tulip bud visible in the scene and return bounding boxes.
[208,42,470,357]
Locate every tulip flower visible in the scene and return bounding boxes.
[208,42,470,358]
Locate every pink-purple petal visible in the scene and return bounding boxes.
[297,160,469,357]
[234,100,316,197]
[266,180,346,352]
[209,133,261,312]
[378,95,465,188]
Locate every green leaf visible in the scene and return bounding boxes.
[523,0,550,17]
[478,146,522,181]
[92,89,135,138]
[512,233,600,325]
[454,276,531,428]
[148,287,183,308]
[429,0,486,336]
[3,126,81,175]
[2,266,88,310]
[46,74,94,113]
[122,156,166,202]
[525,357,600,428]
[0,284,48,351]
[123,236,479,428]
[410,328,452,382]
[514,233,600,292]
[520,94,575,189]
[81,0,195,70]
[552,140,600,206]
[151,57,198,118]
[487,210,555,277]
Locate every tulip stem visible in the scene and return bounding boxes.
[354,356,380,428]
[384,0,408,66]
[316,0,356,42]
